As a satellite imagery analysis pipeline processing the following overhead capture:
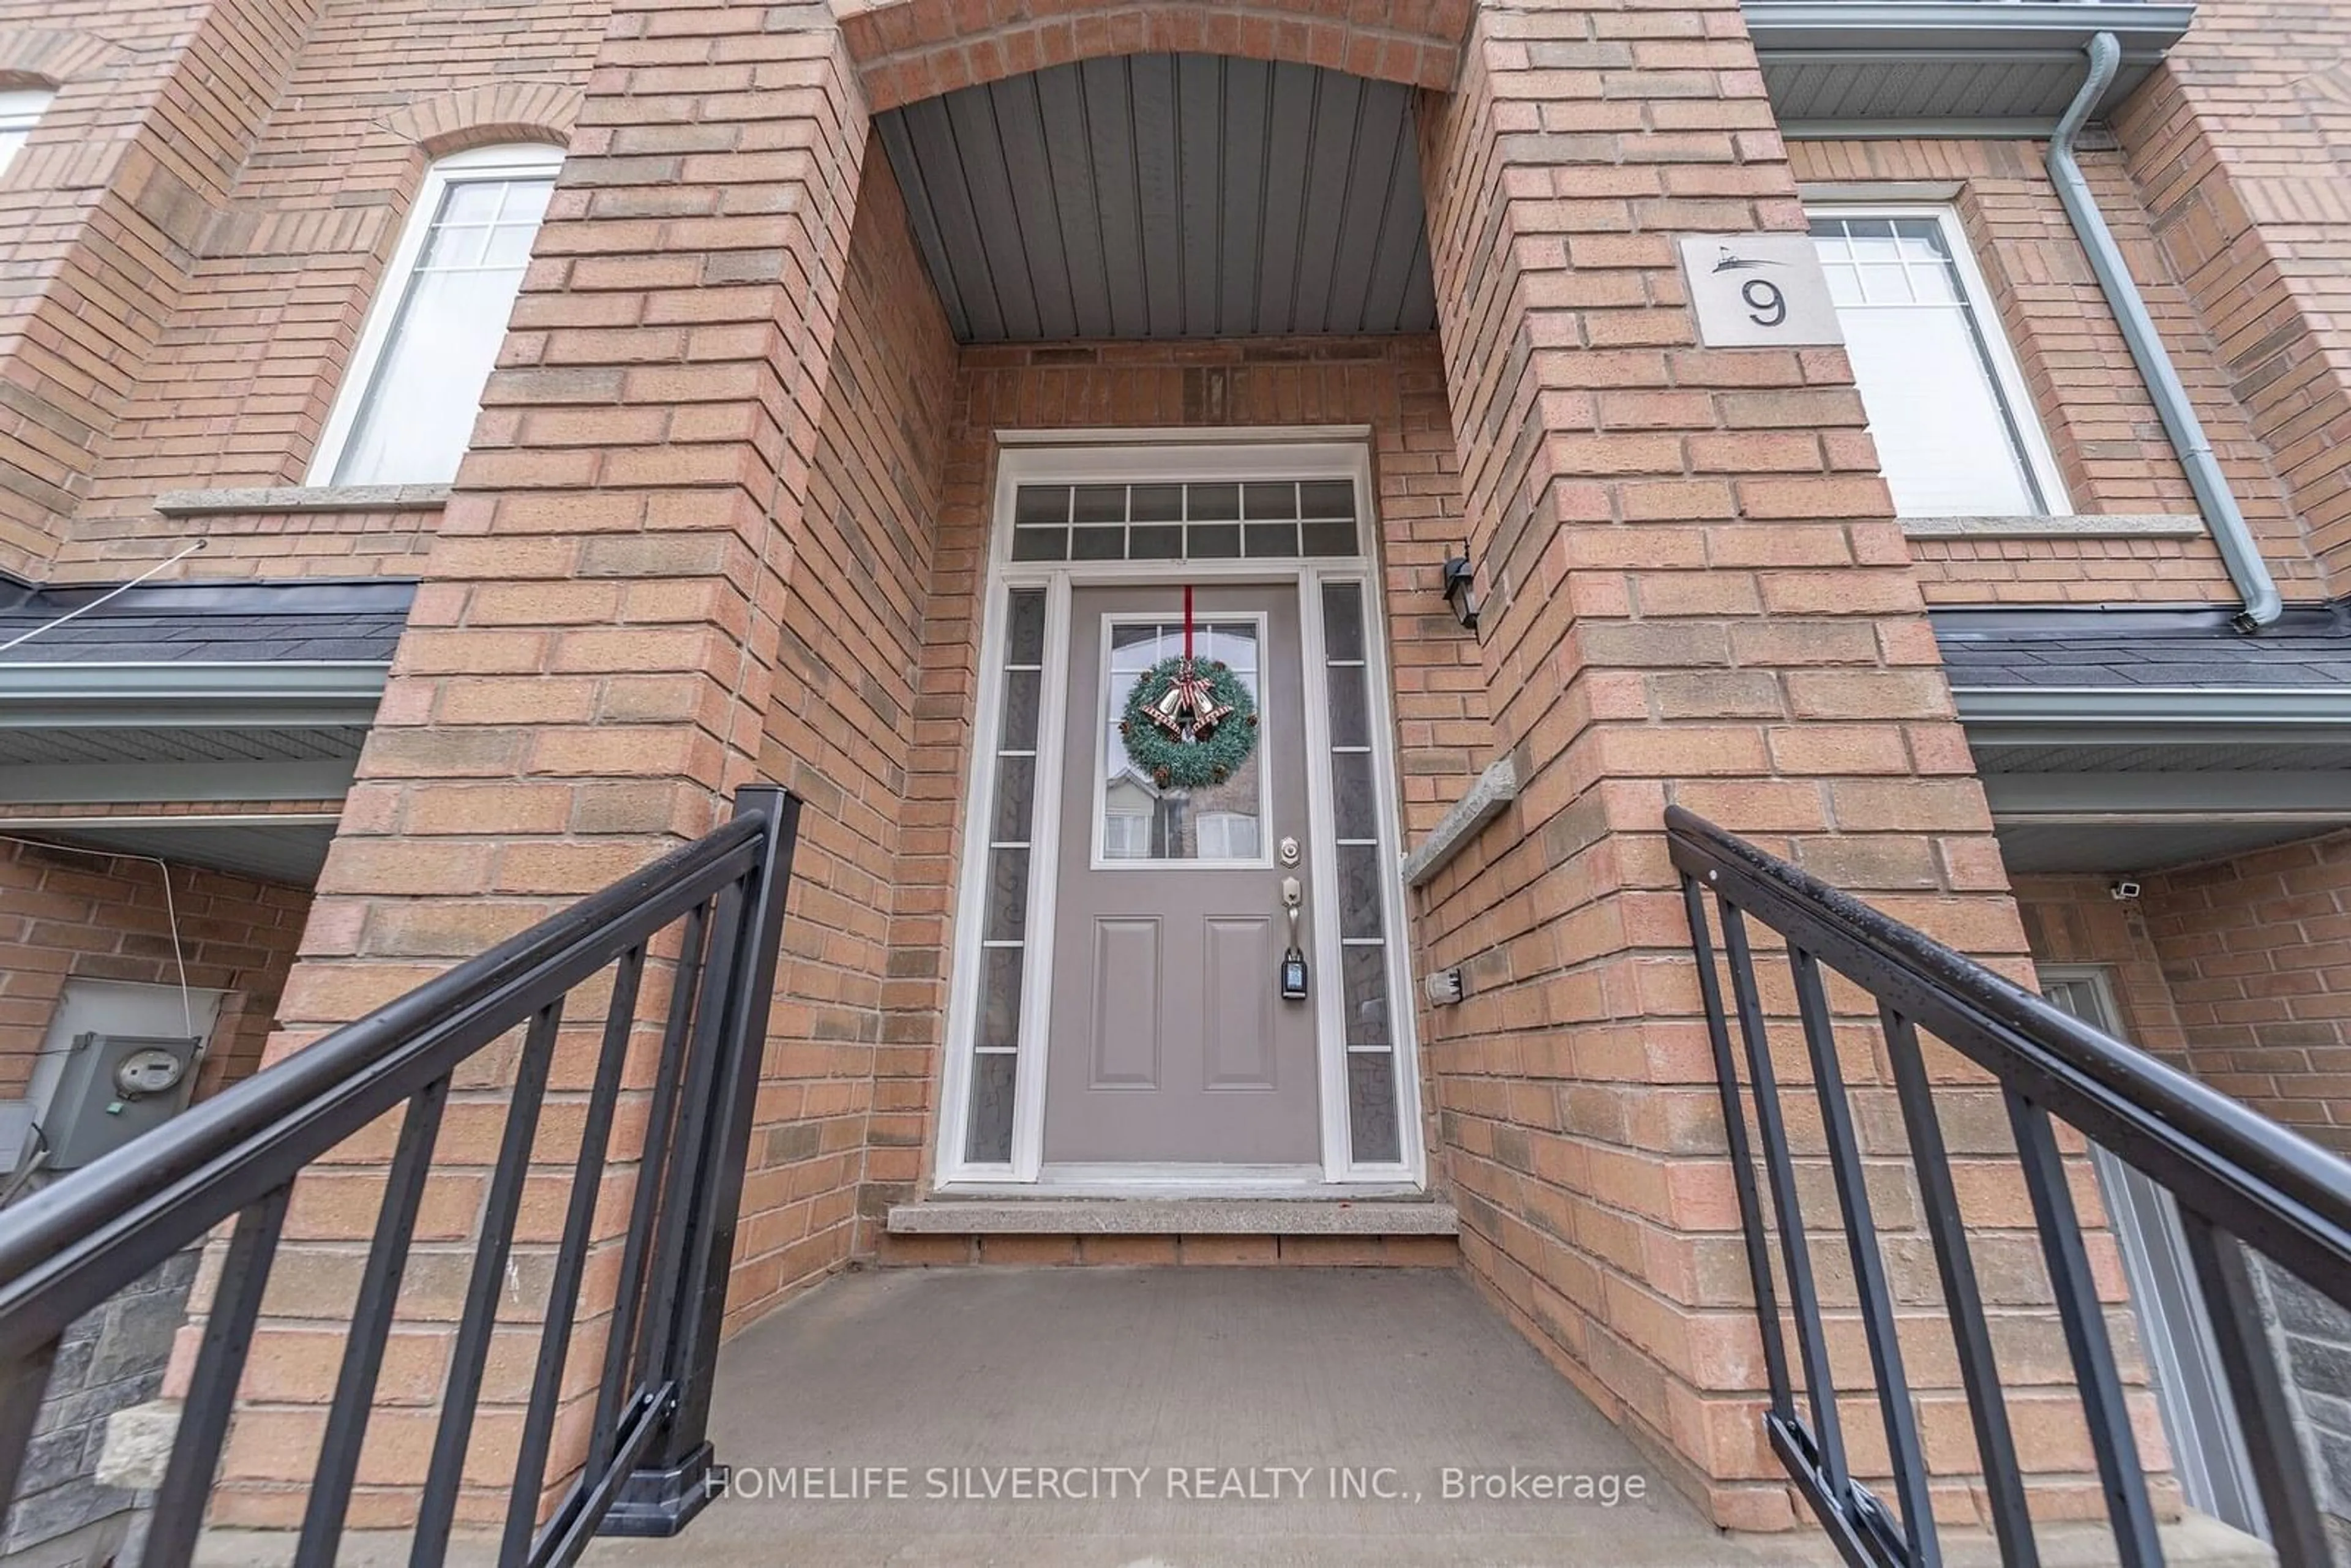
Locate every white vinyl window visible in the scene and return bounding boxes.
[1809,207,2069,518]
[0,89,54,175]
[309,142,563,487]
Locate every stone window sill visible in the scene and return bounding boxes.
[1900,514,2205,541]
[154,484,451,517]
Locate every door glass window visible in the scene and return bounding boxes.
[1100,618,1263,862]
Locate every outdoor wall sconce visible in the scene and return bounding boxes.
[1441,546,1480,632]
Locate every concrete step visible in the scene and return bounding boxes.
[879,1197,1461,1265]
[883,1197,1460,1235]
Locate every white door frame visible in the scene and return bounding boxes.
[2038,965,2268,1540]
[931,432,1428,1193]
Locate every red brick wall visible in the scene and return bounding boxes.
[2140,832,2351,1155]
[0,837,306,1103]
[2011,874,2194,1057]
[1408,0,2143,1532]
[734,146,958,1313]
[2122,0,2351,595]
[1792,135,2319,607]
[2,0,604,587]
[2013,844,2351,1157]
[0,0,317,577]
[874,334,1483,1214]
[72,17,606,532]
[834,0,1465,111]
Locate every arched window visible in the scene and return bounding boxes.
[0,88,54,174]
[310,141,563,487]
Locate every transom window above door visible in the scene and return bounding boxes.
[1011,480,1362,563]
[1807,208,2069,519]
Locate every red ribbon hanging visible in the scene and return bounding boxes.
[1182,583,1194,663]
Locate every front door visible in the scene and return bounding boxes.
[1041,584,1322,1164]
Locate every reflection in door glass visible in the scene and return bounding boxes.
[1101,619,1264,861]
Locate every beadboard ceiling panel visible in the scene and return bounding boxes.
[874,54,1436,344]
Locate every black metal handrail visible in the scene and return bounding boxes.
[0,786,800,1567]
[1670,805,2351,1568]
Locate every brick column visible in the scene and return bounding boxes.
[1414,0,2124,1534]
[204,0,873,1528]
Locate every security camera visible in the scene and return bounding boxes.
[2110,881,2142,901]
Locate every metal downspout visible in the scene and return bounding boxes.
[2047,31,2283,632]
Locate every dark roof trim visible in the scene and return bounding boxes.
[1954,688,2351,726]
[0,576,416,617]
[0,664,389,729]
[0,576,414,669]
[1935,602,2351,639]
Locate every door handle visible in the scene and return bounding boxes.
[1279,877,1308,1000]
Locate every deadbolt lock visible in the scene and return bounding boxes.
[1278,836,1300,867]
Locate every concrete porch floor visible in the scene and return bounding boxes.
[581,1265,1822,1568]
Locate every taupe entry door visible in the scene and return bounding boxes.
[1043,585,1322,1164]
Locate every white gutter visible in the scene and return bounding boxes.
[2046,32,2284,632]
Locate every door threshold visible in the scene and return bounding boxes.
[885,1195,1458,1236]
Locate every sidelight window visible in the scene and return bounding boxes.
[964,588,1049,1164]
[1319,582,1402,1165]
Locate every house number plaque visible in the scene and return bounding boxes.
[1675,234,1844,349]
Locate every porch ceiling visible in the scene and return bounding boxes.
[1742,1,2195,135]
[1994,820,2338,876]
[3,817,338,885]
[873,53,1436,344]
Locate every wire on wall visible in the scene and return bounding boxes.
[1,834,197,1036]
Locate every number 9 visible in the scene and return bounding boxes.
[1742,279,1787,328]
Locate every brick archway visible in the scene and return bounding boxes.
[834,0,1471,111]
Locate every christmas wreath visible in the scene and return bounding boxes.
[1119,654,1259,790]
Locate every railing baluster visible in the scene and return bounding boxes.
[634,881,748,1400]
[1681,874,1795,1420]
[410,999,564,1568]
[1718,901,1854,1495]
[1882,1007,2039,1568]
[2178,1212,2333,1568]
[599,786,798,1540]
[0,794,796,1568]
[0,1338,57,1505]
[294,1076,452,1568]
[1791,950,1938,1567]
[144,1184,291,1567]
[506,946,647,1567]
[650,788,797,1480]
[587,902,707,1477]
[2006,1091,2165,1568]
